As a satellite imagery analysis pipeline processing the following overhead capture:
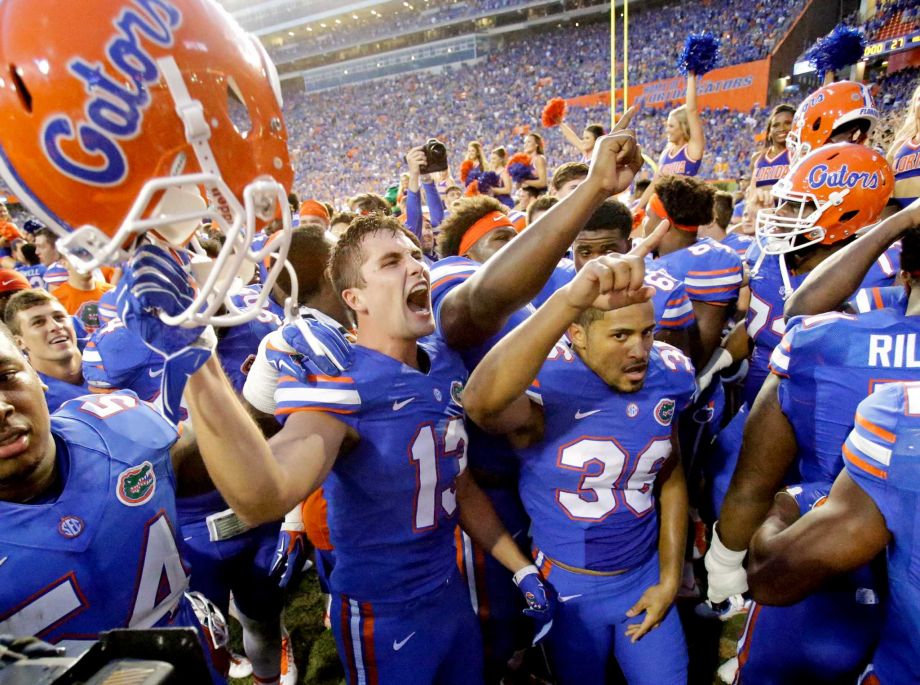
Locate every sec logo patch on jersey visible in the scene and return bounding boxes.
[58,515,85,539]
[116,461,157,507]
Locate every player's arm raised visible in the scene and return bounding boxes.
[784,197,920,319]
[747,469,889,605]
[463,223,666,433]
[184,357,349,525]
[440,108,646,348]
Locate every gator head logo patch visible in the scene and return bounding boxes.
[450,380,464,406]
[654,398,676,427]
[117,461,156,506]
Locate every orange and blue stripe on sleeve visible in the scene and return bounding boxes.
[842,409,896,482]
[430,261,476,301]
[274,373,361,420]
[658,290,695,329]
[682,265,744,302]
[768,336,793,378]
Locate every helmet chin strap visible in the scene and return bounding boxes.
[778,253,795,299]
[154,56,293,328]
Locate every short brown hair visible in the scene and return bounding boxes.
[330,215,420,296]
[654,176,716,228]
[436,196,506,258]
[330,211,357,227]
[712,191,734,230]
[349,193,391,216]
[5,289,58,335]
[527,196,558,224]
[551,162,589,192]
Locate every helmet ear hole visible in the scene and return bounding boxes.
[226,77,252,138]
[812,116,822,132]
[839,210,859,224]
[9,65,32,113]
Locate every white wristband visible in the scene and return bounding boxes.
[709,523,747,566]
[513,564,539,586]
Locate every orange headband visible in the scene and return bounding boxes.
[459,211,515,256]
[649,193,697,232]
[299,199,330,223]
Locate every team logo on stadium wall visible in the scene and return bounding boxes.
[58,515,85,539]
[117,461,157,506]
[654,398,676,426]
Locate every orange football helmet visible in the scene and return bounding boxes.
[756,143,893,256]
[786,81,878,164]
[0,0,294,326]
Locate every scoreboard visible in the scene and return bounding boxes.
[863,31,920,59]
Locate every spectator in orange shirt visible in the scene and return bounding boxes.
[50,258,114,334]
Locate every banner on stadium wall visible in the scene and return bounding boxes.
[566,59,771,112]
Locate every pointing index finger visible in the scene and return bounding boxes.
[612,106,637,132]
[629,219,669,259]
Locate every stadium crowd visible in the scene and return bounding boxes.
[1,0,920,684]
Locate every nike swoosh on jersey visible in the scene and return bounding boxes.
[0,280,18,286]
[558,594,583,603]
[574,409,601,420]
[0,556,7,568]
[148,368,164,378]
[393,631,416,651]
[392,398,415,411]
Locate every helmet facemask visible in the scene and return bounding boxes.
[54,55,294,329]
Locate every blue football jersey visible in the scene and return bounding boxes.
[531,260,577,309]
[842,383,920,684]
[39,372,89,413]
[217,285,283,392]
[721,232,754,260]
[430,256,534,371]
[430,256,532,479]
[15,263,46,289]
[82,318,164,404]
[643,265,696,332]
[654,237,743,305]
[849,286,906,314]
[273,335,468,603]
[518,341,695,572]
[745,253,807,407]
[96,288,119,327]
[42,261,68,288]
[0,392,194,654]
[770,306,920,483]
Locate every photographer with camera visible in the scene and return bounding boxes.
[404,141,449,265]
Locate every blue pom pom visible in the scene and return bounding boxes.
[465,168,482,187]
[477,171,501,195]
[806,24,866,75]
[508,163,535,184]
[678,32,721,76]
